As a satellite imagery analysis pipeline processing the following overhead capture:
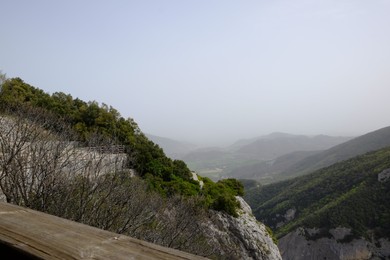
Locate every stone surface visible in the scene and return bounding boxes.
[329,227,352,241]
[278,227,390,260]
[284,208,296,222]
[191,172,204,189]
[378,168,390,182]
[204,197,282,260]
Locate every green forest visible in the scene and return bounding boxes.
[244,147,390,240]
[0,77,243,216]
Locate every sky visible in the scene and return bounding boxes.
[1,0,390,146]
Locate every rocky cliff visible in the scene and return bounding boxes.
[205,197,282,260]
[278,227,390,260]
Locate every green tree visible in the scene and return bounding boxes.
[0,71,6,86]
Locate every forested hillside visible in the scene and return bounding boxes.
[0,77,281,259]
[245,147,390,240]
[0,77,244,215]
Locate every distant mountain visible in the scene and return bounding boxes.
[235,133,352,160]
[229,133,305,152]
[181,147,231,165]
[146,134,197,159]
[277,126,390,179]
[181,133,352,180]
[244,146,390,259]
[230,126,390,183]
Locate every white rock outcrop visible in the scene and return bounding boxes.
[205,197,282,260]
[279,227,390,260]
[378,168,390,182]
[191,172,204,189]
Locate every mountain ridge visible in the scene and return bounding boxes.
[177,133,352,180]
[277,125,390,179]
[230,126,390,183]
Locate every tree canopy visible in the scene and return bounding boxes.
[0,76,244,216]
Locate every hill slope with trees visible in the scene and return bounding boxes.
[244,147,390,242]
[0,76,282,259]
[0,77,244,214]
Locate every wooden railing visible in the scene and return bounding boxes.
[0,202,206,259]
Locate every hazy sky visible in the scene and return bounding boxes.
[1,0,390,146]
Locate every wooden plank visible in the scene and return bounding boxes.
[0,202,207,259]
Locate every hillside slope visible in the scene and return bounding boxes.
[245,147,390,259]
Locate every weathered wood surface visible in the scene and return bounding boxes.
[0,202,207,259]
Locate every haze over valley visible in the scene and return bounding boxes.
[2,0,390,147]
[148,132,354,181]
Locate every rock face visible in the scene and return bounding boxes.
[278,227,390,260]
[378,168,390,182]
[205,197,282,260]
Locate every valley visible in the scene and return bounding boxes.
[150,132,353,182]
[152,126,390,259]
